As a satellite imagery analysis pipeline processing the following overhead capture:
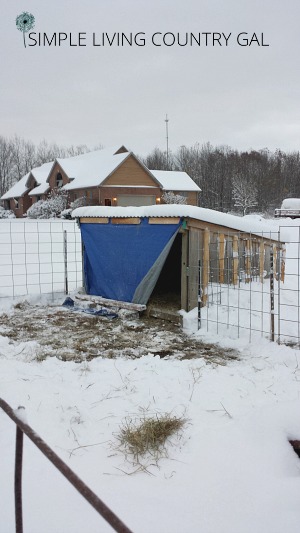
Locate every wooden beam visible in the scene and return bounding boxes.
[186,218,282,245]
[202,228,210,306]
[80,217,109,224]
[245,239,251,283]
[259,241,265,283]
[181,231,188,311]
[273,244,278,280]
[281,246,286,282]
[75,294,146,312]
[148,217,181,225]
[111,218,141,225]
[219,234,225,284]
[233,235,239,285]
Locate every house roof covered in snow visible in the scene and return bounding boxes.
[58,147,136,190]
[150,170,201,192]
[72,204,283,240]
[29,162,54,196]
[1,162,54,200]
[1,146,199,201]
[1,173,31,200]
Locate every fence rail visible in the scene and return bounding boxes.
[0,398,133,533]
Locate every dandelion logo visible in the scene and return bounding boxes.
[16,12,35,48]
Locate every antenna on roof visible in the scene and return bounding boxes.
[165,114,169,170]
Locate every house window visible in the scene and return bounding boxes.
[74,193,77,200]
[56,172,63,188]
[36,195,41,202]
[104,199,112,206]
[13,198,19,209]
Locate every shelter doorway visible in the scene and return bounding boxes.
[149,233,182,311]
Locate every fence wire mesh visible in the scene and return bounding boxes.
[192,227,295,344]
[0,220,82,298]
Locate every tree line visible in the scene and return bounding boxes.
[1,135,300,215]
[143,144,300,215]
[0,135,94,197]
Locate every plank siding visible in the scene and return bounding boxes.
[103,155,158,187]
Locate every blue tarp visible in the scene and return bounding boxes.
[80,218,181,304]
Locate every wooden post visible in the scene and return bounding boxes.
[219,234,225,284]
[198,259,201,329]
[270,247,275,341]
[259,241,265,283]
[63,230,68,295]
[232,235,238,285]
[273,245,278,280]
[280,245,286,283]
[181,231,189,311]
[202,229,210,306]
[245,239,251,283]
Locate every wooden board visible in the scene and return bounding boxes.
[233,235,239,285]
[148,217,181,225]
[218,234,225,284]
[75,293,146,311]
[186,218,283,245]
[80,217,109,224]
[111,218,141,225]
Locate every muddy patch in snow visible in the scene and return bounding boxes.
[0,301,238,364]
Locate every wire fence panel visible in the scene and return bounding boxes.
[0,220,82,299]
[194,228,291,344]
[277,225,300,346]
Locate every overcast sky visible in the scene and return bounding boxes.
[1,0,300,156]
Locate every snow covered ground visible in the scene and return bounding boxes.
[1,216,300,532]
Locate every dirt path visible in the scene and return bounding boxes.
[0,301,238,364]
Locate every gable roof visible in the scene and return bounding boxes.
[1,146,200,201]
[150,170,201,192]
[29,161,54,196]
[1,161,53,200]
[57,147,134,191]
[1,173,31,200]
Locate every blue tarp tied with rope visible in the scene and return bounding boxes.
[80,218,182,304]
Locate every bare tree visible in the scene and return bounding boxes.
[0,136,14,196]
[142,147,172,171]
[232,175,258,215]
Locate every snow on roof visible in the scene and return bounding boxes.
[150,170,201,192]
[1,161,54,200]
[72,204,283,240]
[281,198,300,210]
[1,173,31,200]
[58,147,130,191]
[29,161,54,196]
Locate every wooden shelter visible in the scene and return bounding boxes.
[73,205,285,312]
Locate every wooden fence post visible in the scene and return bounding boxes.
[219,234,225,284]
[259,241,265,283]
[233,235,239,285]
[245,239,251,283]
[202,229,210,306]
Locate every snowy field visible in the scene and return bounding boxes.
[1,217,300,532]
